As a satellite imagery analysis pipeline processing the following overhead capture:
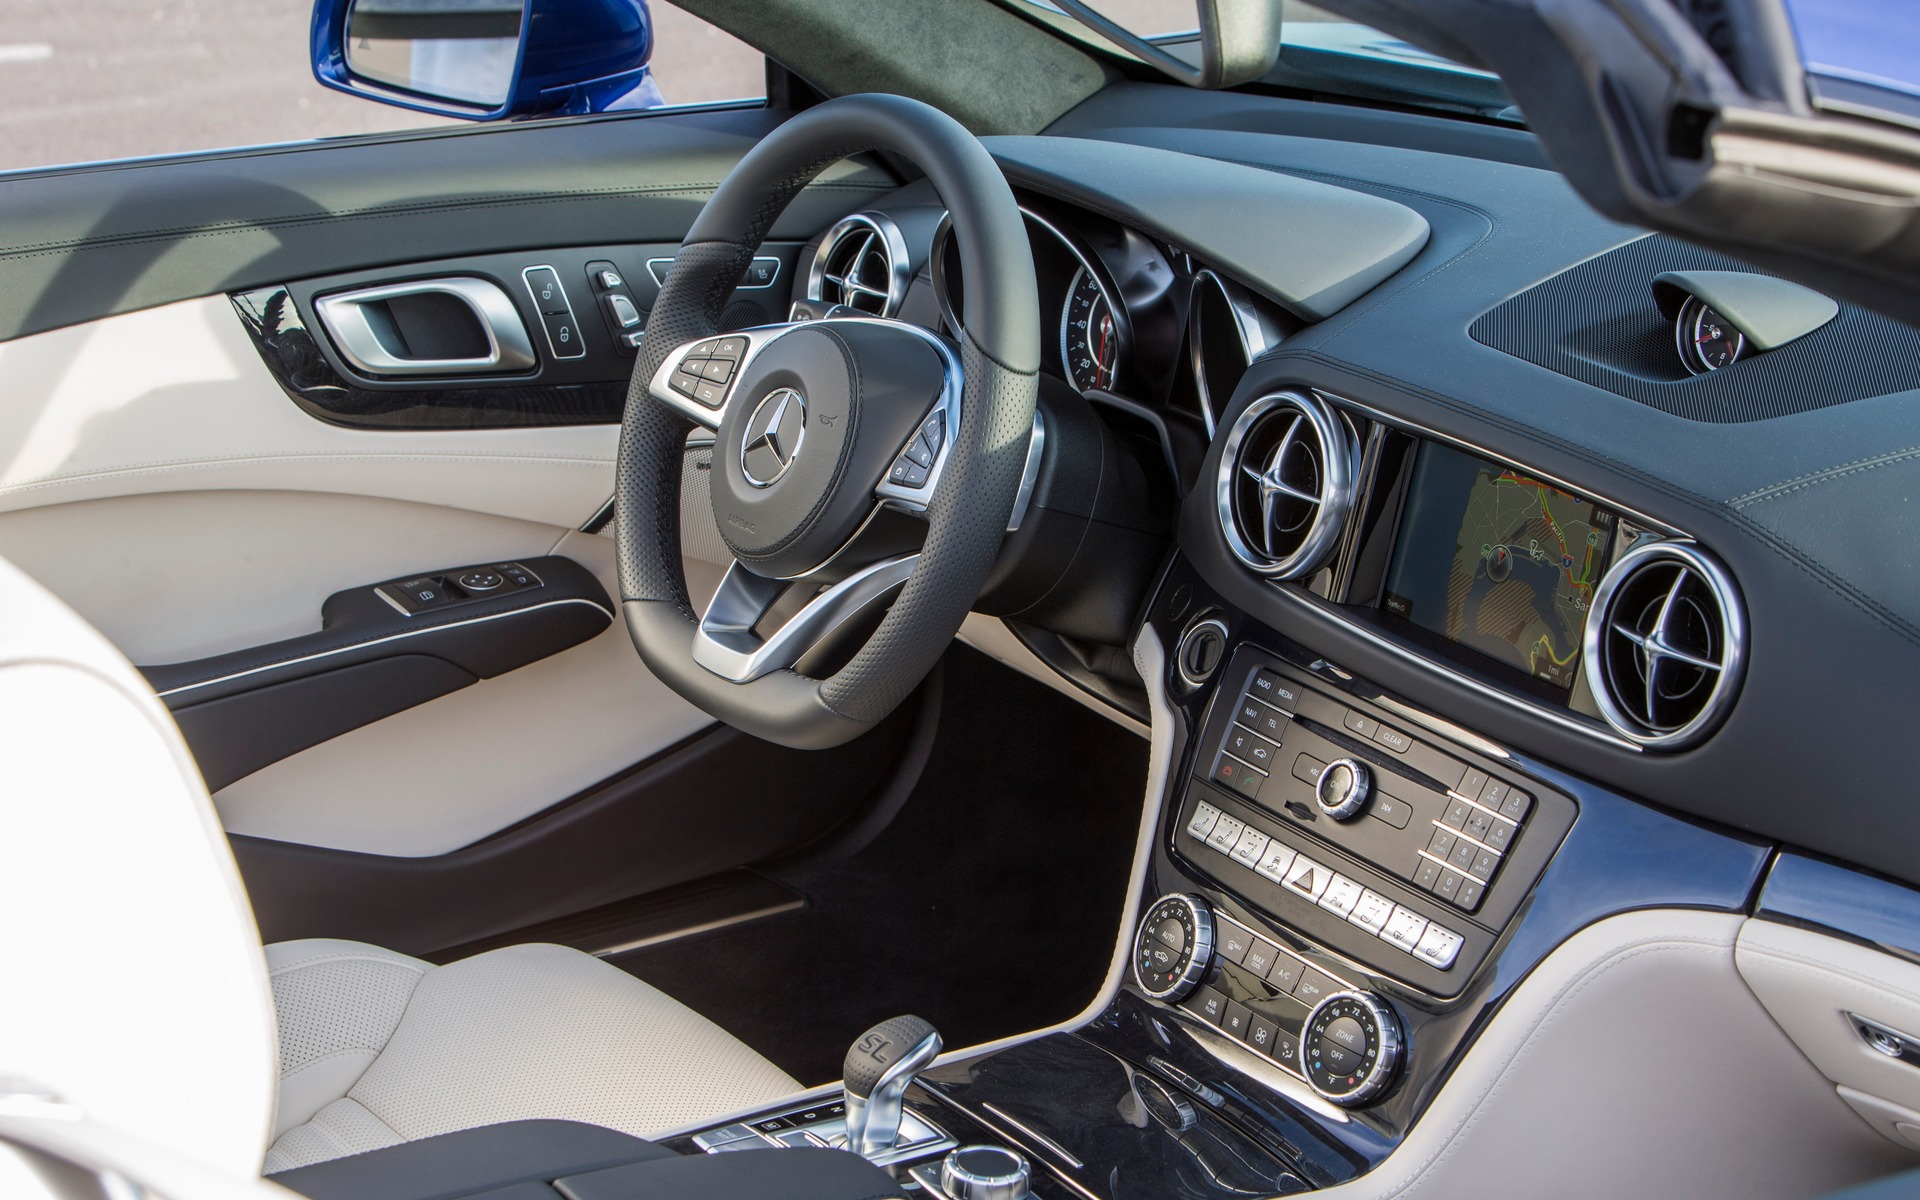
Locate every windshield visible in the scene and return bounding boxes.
[1785,0,1920,126]
[1005,0,1516,122]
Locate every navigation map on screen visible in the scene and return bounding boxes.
[1383,444,1616,690]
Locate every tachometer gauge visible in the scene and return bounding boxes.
[1061,266,1123,393]
[1676,297,1747,375]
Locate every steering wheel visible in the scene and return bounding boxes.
[615,94,1040,749]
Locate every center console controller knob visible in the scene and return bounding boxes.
[941,1145,1031,1200]
[1301,991,1403,1107]
[1132,893,1214,1002]
[1315,757,1372,820]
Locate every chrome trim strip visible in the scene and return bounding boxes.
[693,554,918,684]
[1262,582,1645,751]
[154,597,615,699]
[1188,268,1283,437]
[979,1102,1085,1170]
[648,254,782,291]
[313,276,537,376]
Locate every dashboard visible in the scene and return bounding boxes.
[766,95,1920,1170]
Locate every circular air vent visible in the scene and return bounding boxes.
[807,212,909,317]
[1583,540,1747,749]
[1216,392,1357,578]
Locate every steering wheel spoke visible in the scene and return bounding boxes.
[693,555,919,683]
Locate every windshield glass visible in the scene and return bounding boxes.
[1007,0,1516,122]
[1785,0,1920,125]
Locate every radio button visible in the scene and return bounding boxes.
[1442,797,1473,829]
[1249,669,1300,711]
[1479,777,1510,810]
[1501,789,1533,821]
[1369,793,1412,829]
[1266,955,1303,994]
[1470,847,1500,880]
[1373,726,1413,754]
[1341,710,1378,739]
[1427,828,1458,859]
[1292,753,1327,786]
[1484,818,1517,851]
[1456,878,1486,910]
[1413,856,1442,890]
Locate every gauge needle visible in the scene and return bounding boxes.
[1096,311,1113,384]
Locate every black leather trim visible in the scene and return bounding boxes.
[555,1146,902,1200]
[0,107,895,341]
[141,555,612,705]
[271,1119,672,1200]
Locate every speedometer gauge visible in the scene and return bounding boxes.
[1061,266,1123,393]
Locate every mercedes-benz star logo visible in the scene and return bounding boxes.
[1242,414,1321,558]
[740,387,807,488]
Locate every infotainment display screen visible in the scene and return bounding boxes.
[1381,443,1617,691]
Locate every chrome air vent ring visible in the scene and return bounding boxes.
[1217,391,1357,578]
[807,212,911,317]
[1583,540,1747,749]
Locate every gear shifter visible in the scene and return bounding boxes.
[842,1015,942,1157]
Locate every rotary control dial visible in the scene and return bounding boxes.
[1315,757,1372,821]
[1132,893,1215,1001]
[1302,991,1402,1106]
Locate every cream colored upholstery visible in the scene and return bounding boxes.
[264,939,801,1173]
[0,549,798,1178]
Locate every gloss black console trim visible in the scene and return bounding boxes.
[1756,852,1920,965]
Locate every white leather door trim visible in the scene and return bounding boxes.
[0,295,618,529]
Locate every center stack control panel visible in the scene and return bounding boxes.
[1172,645,1576,998]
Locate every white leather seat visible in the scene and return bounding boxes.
[263,937,799,1172]
[0,554,799,1179]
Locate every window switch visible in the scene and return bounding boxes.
[385,576,453,612]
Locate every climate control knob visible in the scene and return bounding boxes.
[1301,991,1403,1106]
[1132,894,1215,1002]
[1315,757,1372,820]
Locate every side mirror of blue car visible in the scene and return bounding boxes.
[311,0,657,121]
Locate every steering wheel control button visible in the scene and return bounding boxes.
[457,570,504,592]
[1316,757,1373,820]
[1132,894,1214,1001]
[1303,992,1403,1107]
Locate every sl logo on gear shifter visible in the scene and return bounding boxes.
[856,1033,893,1063]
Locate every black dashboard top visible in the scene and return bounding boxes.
[912,84,1920,888]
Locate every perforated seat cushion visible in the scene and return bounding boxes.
[264,939,801,1174]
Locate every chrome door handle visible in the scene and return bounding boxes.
[313,277,537,377]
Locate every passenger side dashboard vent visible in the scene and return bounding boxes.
[807,212,909,317]
[1216,391,1357,579]
[1584,541,1746,749]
